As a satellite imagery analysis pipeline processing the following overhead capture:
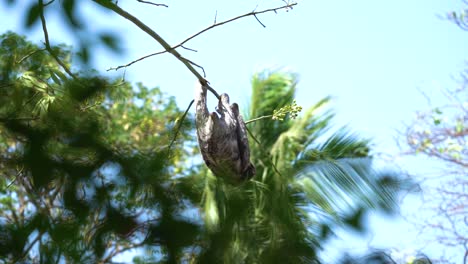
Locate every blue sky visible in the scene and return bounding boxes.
[2,0,467,261]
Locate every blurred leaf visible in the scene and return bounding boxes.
[77,44,89,63]
[25,3,40,28]
[61,0,82,28]
[99,33,121,52]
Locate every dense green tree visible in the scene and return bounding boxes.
[0,32,196,263]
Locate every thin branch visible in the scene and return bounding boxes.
[246,126,283,177]
[6,167,23,190]
[136,0,168,8]
[181,45,197,52]
[38,0,76,79]
[245,115,273,124]
[14,232,43,263]
[107,50,166,71]
[253,14,266,28]
[167,99,194,154]
[44,0,55,6]
[6,178,17,189]
[183,58,206,77]
[174,2,296,50]
[16,48,46,64]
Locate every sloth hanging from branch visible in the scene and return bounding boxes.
[194,82,256,184]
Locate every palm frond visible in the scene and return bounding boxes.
[295,130,370,168]
[270,96,334,171]
[249,71,297,149]
[295,157,401,223]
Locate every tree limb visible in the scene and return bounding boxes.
[167,99,194,154]
[38,0,76,79]
[136,0,168,8]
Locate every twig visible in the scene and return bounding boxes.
[16,48,46,64]
[174,2,296,50]
[107,50,167,71]
[136,0,168,8]
[38,0,76,79]
[44,0,55,6]
[245,115,272,124]
[6,178,17,189]
[246,126,283,177]
[183,58,206,77]
[14,232,43,263]
[167,99,194,154]
[5,167,23,190]
[253,14,266,28]
[181,45,197,52]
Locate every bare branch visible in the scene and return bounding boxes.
[167,99,194,154]
[44,0,55,6]
[38,0,76,79]
[253,14,266,28]
[246,126,283,177]
[136,0,168,8]
[107,50,166,71]
[183,58,206,77]
[181,45,197,52]
[175,3,296,49]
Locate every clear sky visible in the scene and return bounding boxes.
[2,0,467,262]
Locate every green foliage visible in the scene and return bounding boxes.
[272,100,302,121]
[0,32,195,263]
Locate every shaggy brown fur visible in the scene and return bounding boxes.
[194,82,255,184]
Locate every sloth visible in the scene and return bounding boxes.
[194,82,256,184]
